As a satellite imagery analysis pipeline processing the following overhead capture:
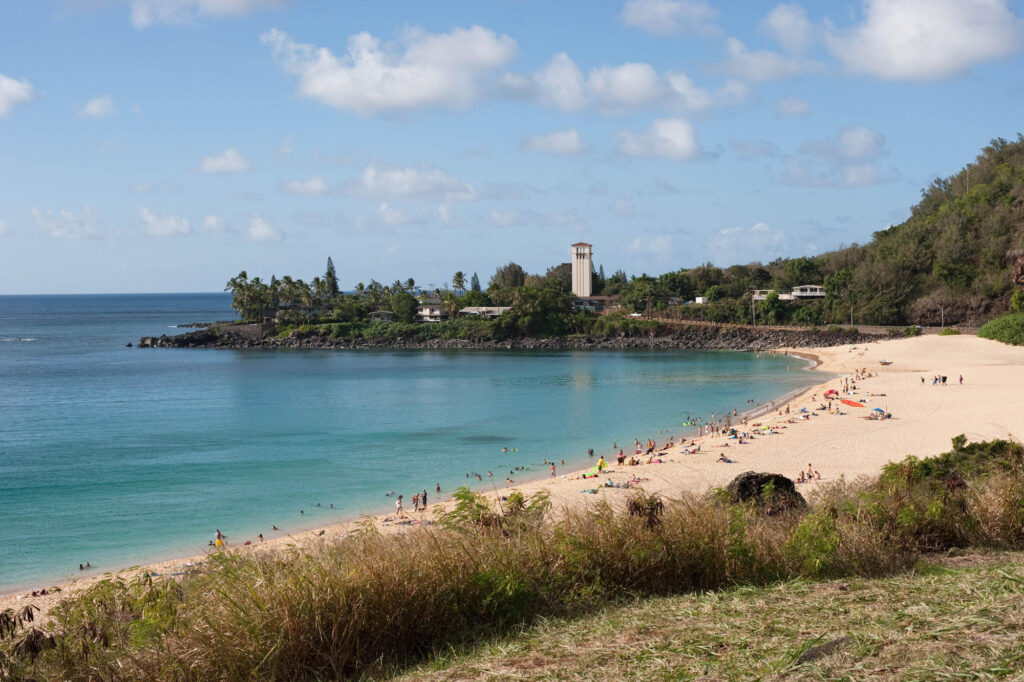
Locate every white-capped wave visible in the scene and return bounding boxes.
[0,337,37,342]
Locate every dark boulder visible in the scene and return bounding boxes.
[725,471,806,514]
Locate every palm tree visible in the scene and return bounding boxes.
[225,271,250,321]
[442,290,459,318]
[452,271,466,295]
[404,277,416,293]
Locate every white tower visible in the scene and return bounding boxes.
[571,242,592,298]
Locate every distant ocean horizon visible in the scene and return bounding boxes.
[0,293,821,592]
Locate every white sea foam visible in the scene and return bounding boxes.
[0,337,37,342]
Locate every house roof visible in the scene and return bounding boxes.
[571,241,592,247]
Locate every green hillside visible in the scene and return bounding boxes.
[620,135,1024,327]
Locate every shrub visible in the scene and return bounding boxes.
[938,328,960,335]
[978,312,1024,345]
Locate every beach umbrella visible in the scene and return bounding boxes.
[840,399,864,407]
[872,408,885,412]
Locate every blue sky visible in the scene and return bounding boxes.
[1,0,1022,294]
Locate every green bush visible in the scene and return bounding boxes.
[978,312,1024,345]
[938,328,960,336]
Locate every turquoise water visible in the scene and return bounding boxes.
[0,294,819,591]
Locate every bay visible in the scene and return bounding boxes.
[0,294,819,591]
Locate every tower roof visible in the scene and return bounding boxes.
[571,241,592,247]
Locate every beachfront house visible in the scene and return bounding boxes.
[369,310,395,323]
[752,289,795,301]
[416,301,447,323]
[791,284,826,298]
[459,306,511,319]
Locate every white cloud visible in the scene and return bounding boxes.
[130,0,285,28]
[0,74,34,117]
[587,62,664,108]
[760,4,814,53]
[628,235,673,255]
[801,124,885,161]
[825,0,1024,81]
[200,148,250,173]
[262,26,517,114]
[345,163,476,201]
[523,129,584,155]
[617,118,702,160]
[612,198,634,218]
[246,214,281,241]
[139,207,190,236]
[489,209,520,227]
[277,136,293,157]
[81,95,117,118]
[709,222,790,262]
[283,176,329,195]
[32,206,102,240]
[666,73,750,113]
[842,163,881,186]
[777,96,810,116]
[620,0,718,36]
[782,125,886,187]
[507,53,748,114]
[716,38,821,82]
[502,52,587,112]
[376,202,411,225]
[203,215,226,232]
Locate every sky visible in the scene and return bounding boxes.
[1,0,1023,294]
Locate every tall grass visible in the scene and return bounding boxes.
[2,438,1023,680]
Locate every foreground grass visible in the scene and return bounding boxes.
[1,439,1022,680]
[397,552,1024,681]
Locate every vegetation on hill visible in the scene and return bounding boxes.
[2,438,1023,680]
[224,136,1024,333]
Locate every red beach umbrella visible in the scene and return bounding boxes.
[840,399,864,407]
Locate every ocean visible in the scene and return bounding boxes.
[0,293,820,591]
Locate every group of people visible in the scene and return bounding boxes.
[924,374,962,385]
[796,464,821,483]
[394,487,435,515]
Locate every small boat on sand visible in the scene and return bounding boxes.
[879,360,893,365]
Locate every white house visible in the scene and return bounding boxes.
[369,310,395,323]
[791,284,826,298]
[459,306,511,319]
[416,302,447,322]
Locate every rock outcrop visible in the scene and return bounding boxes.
[725,471,807,514]
[139,323,877,352]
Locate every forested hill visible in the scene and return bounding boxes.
[814,135,1024,325]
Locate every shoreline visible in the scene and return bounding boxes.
[9,335,1024,617]
[0,350,822,603]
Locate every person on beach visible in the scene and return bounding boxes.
[550,463,556,478]
[395,495,403,515]
[412,492,420,513]
[422,489,428,508]
[258,533,264,543]
[436,483,441,493]
[215,529,224,549]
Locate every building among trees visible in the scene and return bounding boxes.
[571,242,593,298]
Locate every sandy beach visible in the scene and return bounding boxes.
[6,334,1023,618]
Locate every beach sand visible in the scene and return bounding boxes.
[5,334,1023,618]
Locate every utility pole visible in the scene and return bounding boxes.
[940,304,945,329]
[750,290,756,326]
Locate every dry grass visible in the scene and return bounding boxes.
[1,439,1022,681]
[395,552,1024,681]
